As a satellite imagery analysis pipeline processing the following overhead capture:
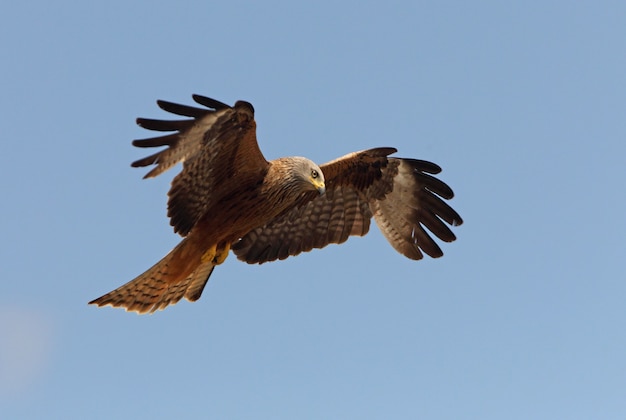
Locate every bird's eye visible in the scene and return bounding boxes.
[311,169,319,179]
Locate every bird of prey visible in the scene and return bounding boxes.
[89,94,463,314]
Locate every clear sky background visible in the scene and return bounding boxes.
[1,1,625,419]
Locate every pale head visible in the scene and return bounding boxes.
[291,156,326,195]
[272,156,325,196]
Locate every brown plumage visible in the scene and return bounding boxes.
[89,94,463,314]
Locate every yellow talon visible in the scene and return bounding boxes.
[201,244,217,264]
[201,243,230,265]
[214,244,230,265]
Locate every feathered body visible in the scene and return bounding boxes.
[90,95,462,314]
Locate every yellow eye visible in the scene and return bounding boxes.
[311,169,319,179]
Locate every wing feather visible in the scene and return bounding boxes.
[132,133,180,149]
[414,171,454,199]
[191,94,231,110]
[371,158,463,259]
[233,149,462,264]
[232,148,391,263]
[136,118,195,132]
[132,95,267,235]
[156,100,211,118]
[232,186,373,264]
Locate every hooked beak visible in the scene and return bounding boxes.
[311,178,326,195]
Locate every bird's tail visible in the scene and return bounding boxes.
[89,238,215,314]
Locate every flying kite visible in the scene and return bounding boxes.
[90,95,463,314]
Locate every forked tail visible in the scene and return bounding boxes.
[89,238,215,314]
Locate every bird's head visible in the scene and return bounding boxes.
[308,166,326,195]
[292,157,326,195]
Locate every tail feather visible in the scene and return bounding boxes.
[89,239,216,314]
[185,262,216,302]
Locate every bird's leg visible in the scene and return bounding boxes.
[213,243,230,265]
[201,244,217,264]
[200,243,230,265]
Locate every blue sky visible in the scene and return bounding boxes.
[2,1,625,419]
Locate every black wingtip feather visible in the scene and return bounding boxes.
[192,94,231,110]
[136,118,194,132]
[415,172,454,199]
[132,134,179,148]
[406,159,442,174]
[131,152,160,168]
[156,100,210,118]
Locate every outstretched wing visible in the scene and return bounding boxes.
[231,147,462,263]
[132,95,268,235]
